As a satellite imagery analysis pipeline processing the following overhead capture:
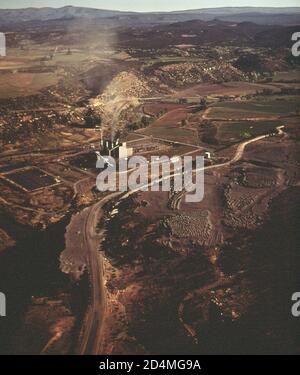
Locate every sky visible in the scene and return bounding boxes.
[0,1,299,11]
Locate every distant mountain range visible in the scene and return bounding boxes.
[0,6,299,27]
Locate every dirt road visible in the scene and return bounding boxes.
[77,192,122,355]
[76,127,284,354]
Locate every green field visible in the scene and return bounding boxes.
[141,56,206,71]
[3,48,104,69]
[273,71,300,82]
[208,96,300,119]
[217,120,280,143]
[51,52,90,64]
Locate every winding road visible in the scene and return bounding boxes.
[77,191,122,355]
[76,126,284,354]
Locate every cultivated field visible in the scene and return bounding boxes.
[174,81,280,98]
[4,167,57,191]
[207,96,300,119]
[0,72,59,98]
[216,120,281,143]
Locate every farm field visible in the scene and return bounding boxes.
[141,56,206,71]
[143,103,184,116]
[206,96,300,119]
[272,71,300,82]
[174,81,280,98]
[5,167,57,191]
[139,107,198,144]
[0,72,59,98]
[216,120,281,143]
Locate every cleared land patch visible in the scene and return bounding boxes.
[0,72,59,98]
[4,167,57,192]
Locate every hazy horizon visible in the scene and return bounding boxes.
[0,1,299,12]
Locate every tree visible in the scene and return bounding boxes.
[141,115,150,128]
[85,108,101,128]
[181,119,188,127]
[199,97,207,110]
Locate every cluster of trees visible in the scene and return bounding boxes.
[202,126,218,145]
[287,52,300,66]
[199,120,219,145]
[84,107,102,128]
[1,115,55,145]
[155,108,168,118]
[125,115,153,131]
[198,97,207,111]
[234,54,265,73]
[259,88,274,96]
[279,87,300,95]
[179,97,207,111]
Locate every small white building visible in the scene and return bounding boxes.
[118,142,133,160]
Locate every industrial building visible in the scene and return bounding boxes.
[100,138,133,160]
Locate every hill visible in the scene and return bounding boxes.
[0,6,299,27]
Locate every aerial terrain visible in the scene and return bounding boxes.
[0,5,299,355]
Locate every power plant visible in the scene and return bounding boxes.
[98,129,133,160]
